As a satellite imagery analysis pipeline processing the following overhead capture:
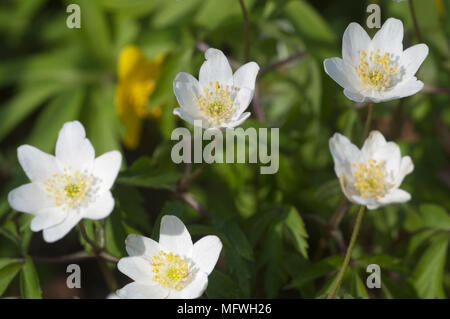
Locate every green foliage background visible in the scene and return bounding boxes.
[0,0,449,299]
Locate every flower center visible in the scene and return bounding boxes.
[150,250,188,290]
[353,159,393,199]
[44,167,98,210]
[64,183,80,199]
[355,50,398,91]
[195,81,236,126]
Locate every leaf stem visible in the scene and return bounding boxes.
[327,205,365,299]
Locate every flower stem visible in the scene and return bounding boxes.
[409,0,423,43]
[362,103,373,143]
[78,221,118,292]
[260,50,306,75]
[327,205,365,299]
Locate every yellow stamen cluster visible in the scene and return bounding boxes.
[43,167,94,210]
[355,49,398,91]
[150,250,188,290]
[195,81,236,126]
[353,159,393,199]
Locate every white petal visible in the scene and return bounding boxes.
[173,107,209,128]
[342,22,371,65]
[17,145,59,183]
[233,87,254,116]
[343,88,366,102]
[116,282,168,299]
[394,155,414,187]
[401,44,429,79]
[224,112,251,129]
[351,195,375,208]
[8,183,52,214]
[192,235,222,275]
[125,234,160,258]
[199,48,233,87]
[30,207,67,232]
[371,141,401,179]
[361,131,387,156]
[390,77,424,100]
[371,18,404,55]
[159,215,193,258]
[329,133,360,178]
[55,121,95,173]
[42,212,82,243]
[324,58,357,90]
[233,62,259,90]
[117,256,157,284]
[173,72,203,117]
[82,191,115,220]
[366,201,382,210]
[167,271,208,299]
[93,151,122,191]
[377,189,411,206]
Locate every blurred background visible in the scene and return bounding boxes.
[0,0,449,299]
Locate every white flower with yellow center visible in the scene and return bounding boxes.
[329,131,414,210]
[324,18,428,103]
[173,48,259,129]
[116,215,222,299]
[8,121,122,243]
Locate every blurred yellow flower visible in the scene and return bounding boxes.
[116,45,164,149]
[435,0,444,18]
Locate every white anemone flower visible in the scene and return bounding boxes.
[8,121,122,243]
[324,18,428,103]
[329,131,414,210]
[173,48,259,129]
[116,215,222,299]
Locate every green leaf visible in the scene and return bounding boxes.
[75,0,112,65]
[357,255,408,273]
[0,220,22,248]
[404,204,450,232]
[286,255,343,289]
[0,82,63,142]
[284,0,335,47]
[0,258,22,270]
[104,209,128,258]
[27,88,85,153]
[0,261,22,297]
[419,204,450,230]
[152,0,202,28]
[20,256,42,299]
[83,85,122,155]
[146,48,193,112]
[352,271,369,299]
[261,221,287,298]
[221,221,254,261]
[206,270,242,299]
[224,244,252,298]
[282,206,309,259]
[78,220,100,253]
[118,156,182,190]
[411,237,448,298]
[99,0,160,17]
